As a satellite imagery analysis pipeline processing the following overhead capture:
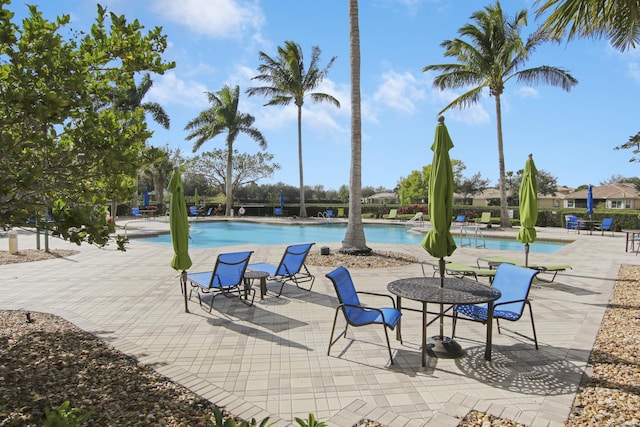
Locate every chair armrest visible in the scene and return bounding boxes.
[493,298,527,309]
[356,291,397,308]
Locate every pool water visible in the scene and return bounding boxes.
[140,222,565,253]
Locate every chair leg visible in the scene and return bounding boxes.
[382,326,394,365]
[327,309,346,356]
[451,311,458,338]
[526,302,538,350]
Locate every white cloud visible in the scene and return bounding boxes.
[148,72,209,108]
[373,71,426,114]
[152,0,264,39]
[517,86,539,98]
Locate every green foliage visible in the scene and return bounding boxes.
[0,1,174,248]
[43,401,92,427]
[206,406,274,427]
[294,413,327,427]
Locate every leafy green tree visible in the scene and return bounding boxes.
[423,1,577,228]
[457,172,491,202]
[0,2,173,249]
[399,170,428,204]
[535,0,640,52]
[185,85,266,216]
[510,168,558,201]
[247,41,340,218]
[190,149,280,203]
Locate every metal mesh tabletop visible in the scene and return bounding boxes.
[387,276,500,305]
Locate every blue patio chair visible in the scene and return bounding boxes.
[452,263,540,350]
[325,266,402,365]
[273,207,283,216]
[131,207,143,217]
[248,243,315,296]
[187,251,254,311]
[595,217,614,236]
[189,206,198,217]
[565,215,579,232]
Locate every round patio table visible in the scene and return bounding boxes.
[387,276,501,367]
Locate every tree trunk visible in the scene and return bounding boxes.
[153,175,165,215]
[225,139,233,216]
[494,94,511,228]
[297,105,307,217]
[342,0,370,254]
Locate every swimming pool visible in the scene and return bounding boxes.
[139,222,565,253]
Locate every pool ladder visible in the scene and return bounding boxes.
[459,225,486,248]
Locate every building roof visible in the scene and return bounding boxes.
[567,183,640,199]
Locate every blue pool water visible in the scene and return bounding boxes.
[139,222,565,253]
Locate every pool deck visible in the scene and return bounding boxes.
[1,217,637,426]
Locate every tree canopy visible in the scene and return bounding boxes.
[0,1,174,249]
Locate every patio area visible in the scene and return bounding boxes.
[0,219,636,426]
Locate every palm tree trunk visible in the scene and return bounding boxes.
[297,105,306,217]
[342,0,369,254]
[225,139,233,216]
[494,94,510,228]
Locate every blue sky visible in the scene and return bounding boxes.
[10,0,640,191]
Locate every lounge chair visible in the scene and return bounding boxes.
[189,206,198,217]
[422,259,495,282]
[248,243,315,296]
[452,263,540,350]
[384,208,398,220]
[477,256,571,282]
[131,207,143,218]
[326,266,402,365]
[477,212,491,227]
[273,207,283,216]
[453,214,466,224]
[337,207,346,218]
[594,217,614,236]
[187,251,254,311]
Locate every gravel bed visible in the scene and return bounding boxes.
[1,250,638,426]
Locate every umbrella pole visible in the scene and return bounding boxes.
[438,257,445,339]
[525,243,530,268]
[181,270,189,313]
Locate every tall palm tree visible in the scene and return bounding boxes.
[423,1,577,227]
[534,0,640,52]
[185,85,266,216]
[341,0,369,254]
[247,41,340,218]
[109,73,170,129]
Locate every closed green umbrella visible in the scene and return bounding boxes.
[422,116,457,281]
[169,167,192,313]
[421,117,458,354]
[517,154,538,268]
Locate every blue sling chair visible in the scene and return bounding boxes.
[187,251,254,311]
[248,243,315,296]
[326,266,402,365]
[452,263,540,350]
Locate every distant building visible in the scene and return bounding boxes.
[364,192,398,204]
[565,183,640,210]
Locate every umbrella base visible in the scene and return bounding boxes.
[427,335,464,358]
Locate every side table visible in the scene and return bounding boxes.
[244,270,269,300]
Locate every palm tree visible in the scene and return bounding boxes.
[534,0,640,52]
[247,41,340,218]
[423,1,577,227]
[142,146,174,215]
[109,73,170,129]
[185,85,266,216]
[341,0,369,254]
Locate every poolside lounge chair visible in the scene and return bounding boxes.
[453,214,466,224]
[131,207,143,218]
[422,259,495,282]
[594,217,614,236]
[326,266,402,365]
[477,256,571,282]
[452,263,540,350]
[384,208,398,220]
[337,207,346,218]
[187,251,254,311]
[189,206,198,217]
[248,243,315,296]
[477,212,492,227]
